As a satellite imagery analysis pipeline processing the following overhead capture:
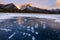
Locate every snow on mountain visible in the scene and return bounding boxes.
[20,4,33,10]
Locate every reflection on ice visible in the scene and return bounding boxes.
[31,27,34,33]
[43,24,46,29]
[35,24,38,28]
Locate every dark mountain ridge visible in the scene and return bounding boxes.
[0,3,60,14]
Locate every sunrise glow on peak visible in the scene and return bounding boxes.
[15,4,21,9]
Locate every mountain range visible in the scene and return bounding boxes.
[0,3,60,14]
[0,3,17,9]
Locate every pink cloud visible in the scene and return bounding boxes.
[52,0,60,7]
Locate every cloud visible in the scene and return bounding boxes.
[52,0,60,7]
[39,6,48,9]
[0,0,49,5]
[34,6,48,9]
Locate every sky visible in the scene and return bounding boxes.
[0,0,60,9]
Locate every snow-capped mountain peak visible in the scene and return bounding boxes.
[20,3,33,10]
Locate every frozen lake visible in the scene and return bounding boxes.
[0,13,60,40]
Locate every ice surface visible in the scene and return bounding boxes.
[8,32,16,39]
[32,36,35,40]
[0,13,60,23]
[0,13,60,40]
[0,28,12,32]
